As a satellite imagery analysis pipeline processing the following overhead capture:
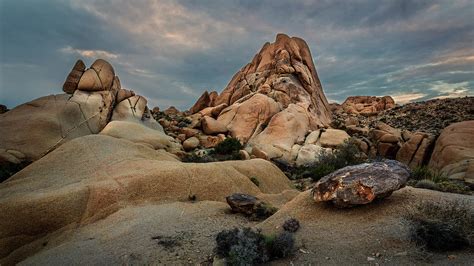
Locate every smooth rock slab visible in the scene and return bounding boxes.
[312,160,410,207]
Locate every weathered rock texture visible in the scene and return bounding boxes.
[341,96,395,116]
[188,34,332,163]
[429,121,474,185]
[0,135,295,264]
[312,160,410,207]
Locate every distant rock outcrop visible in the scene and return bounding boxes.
[341,96,395,116]
[187,33,332,164]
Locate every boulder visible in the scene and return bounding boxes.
[239,150,250,160]
[396,132,434,168]
[319,129,350,148]
[77,69,103,91]
[100,121,181,153]
[312,160,410,207]
[189,90,212,114]
[0,91,115,161]
[164,106,180,116]
[198,103,228,118]
[295,144,325,166]
[116,89,135,103]
[90,59,115,91]
[201,116,228,135]
[183,137,200,151]
[429,121,474,185]
[370,122,402,158]
[248,104,310,162]
[198,135,223,148]
[217,93,280,143]
[180,127,200,138]
[62,59,85,94]
[226,193,259,215]
[251,146,268,160]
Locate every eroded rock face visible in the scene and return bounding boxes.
[342,96,395,116]
[429,121,474,186]
[188,34,332,164]
[396,132,434,168]
[312,160,410,207]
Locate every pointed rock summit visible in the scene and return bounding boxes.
[190,33,332,163]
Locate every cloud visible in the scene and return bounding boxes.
[392,93,428,104]
[60,46,119,60]
[1,0,473,110]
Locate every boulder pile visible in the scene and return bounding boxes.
[161,34,343,165]
[0,59,181,167]
[340,96,395,116]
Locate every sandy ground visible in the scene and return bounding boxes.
[17,187,474,265]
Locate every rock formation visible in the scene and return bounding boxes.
[341,96,395,116]
[0,135,295,264]
[187,33,332,164]
[429,120,474,186]
[312,160,410,207]
[0,59,181,165]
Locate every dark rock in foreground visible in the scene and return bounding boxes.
[226,193,259,215]
[312,160,410,207]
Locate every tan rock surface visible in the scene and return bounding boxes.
[0,135,295,264]
[77,69,103,91]
[429,120,474,184]
[201,116,228,135]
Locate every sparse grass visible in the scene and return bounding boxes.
[182,150,241,163]
[410,166,470,194]
[215,227,295,265]
[404,200,473,252]
[253,202,278,220]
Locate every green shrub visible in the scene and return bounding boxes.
[404,200,473,252]
[213,138,243,155]
[310,139,365,181]
[414,179,440,191]
[411,166,447,183]
[215,228,295,265]
[182,149,241,163]
[249,176,260,187]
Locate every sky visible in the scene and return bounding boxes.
[1,0,473,110]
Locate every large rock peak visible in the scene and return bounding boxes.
[212,33,331,127]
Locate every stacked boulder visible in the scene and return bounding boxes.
[0,59,181,166]
[184,33,336,165]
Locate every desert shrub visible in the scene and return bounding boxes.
[213,138,243,155]
[438,181,471,195]
[411,166,447,183]
[310,139,365,181]
[181,152,216,163]
[249,176,260,187]
[274,139,365,181]
[215,228,269,265]
[215,228,295,265]
[414,179,440,191]
[404,200,473,252]
[282,218,300,233]
[310,163,336,181]
[182,149,241,163]
[253,202,278,220]
[267,232,295,259]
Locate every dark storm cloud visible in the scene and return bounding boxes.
[1,0,473,109]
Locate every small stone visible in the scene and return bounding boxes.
[367,257,375,261]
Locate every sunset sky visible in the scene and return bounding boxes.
[1,0,473,109]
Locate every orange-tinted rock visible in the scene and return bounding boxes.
[189,91,211,114]
[342,96,395,116]
[201,116,228,135]
[396,132,434,168]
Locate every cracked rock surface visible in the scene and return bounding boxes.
[312,160,410,207]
